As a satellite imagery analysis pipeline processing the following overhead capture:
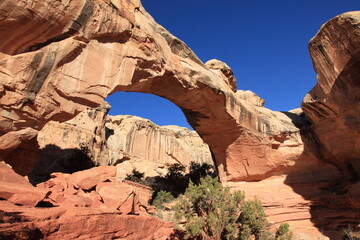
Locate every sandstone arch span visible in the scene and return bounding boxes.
[0,0,306,182]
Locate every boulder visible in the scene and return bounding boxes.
[69,166,116,190]
[236,90,265,107]
[205,59,237,92]
[0,162,49,207]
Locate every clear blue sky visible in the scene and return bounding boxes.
[106,1,359,129]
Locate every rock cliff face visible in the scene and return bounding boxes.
[106,115,213,177]
[231,12,360,239]
[0,0,359,239]
[302,11,360,183]
[33,107,212,181]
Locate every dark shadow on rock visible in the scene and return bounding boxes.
[105,126,114,140]
[2,136,40,177]
[169,229,186,240]
[0,210,44,240]
[28,144,95,185]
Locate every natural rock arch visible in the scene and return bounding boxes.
[0,0,306,182]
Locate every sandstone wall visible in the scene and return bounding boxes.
[106,115,213,177]
[34,107,213,180]
[302,11,360,182]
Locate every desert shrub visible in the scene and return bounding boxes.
[174,175,245,240]
[275,223,293,240]
[125,168,148,185]
[152,190,175,209]
[162,163,188,195]
[188,162,215,185]
[165,163,186,183]
[238,199,270,240]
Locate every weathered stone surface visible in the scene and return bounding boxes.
[236,90,265,107]
[107,115,213,177]
[205,59,237,92]
[0,201,171,240]
[70,166,116,190]
[302,11,360,182]
[227,173,359,240]
[0,162,49,207]
[34,166,153,214]
[35,110,213,179]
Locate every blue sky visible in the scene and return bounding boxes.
[106,1,359,129]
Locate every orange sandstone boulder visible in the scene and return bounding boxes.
[69,166,116,190]
[0,162,48,207]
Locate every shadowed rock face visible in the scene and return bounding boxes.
[303,11,360,183]
[0,0,307,183]
[0,0,359,238]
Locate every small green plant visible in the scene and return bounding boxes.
[275,223,293,240]
[165,163,186,183]
[238,199,270,240]
[188,162,215,185]
[174,175,245,240]
[152,190,175,209]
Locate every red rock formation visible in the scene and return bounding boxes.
[302,11,360,182]
[106,115,213,177]
[0,201,173,240]
[0,162,49,207]
[34,108,213,180]
[0,165,175,239]
[0,0,307,184]
[0,0,359,238]
[228,11,360,239]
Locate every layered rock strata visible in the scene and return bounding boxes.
[230,12,360,239]
[106,115,213,177]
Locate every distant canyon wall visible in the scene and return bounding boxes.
[33,105,213,181]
